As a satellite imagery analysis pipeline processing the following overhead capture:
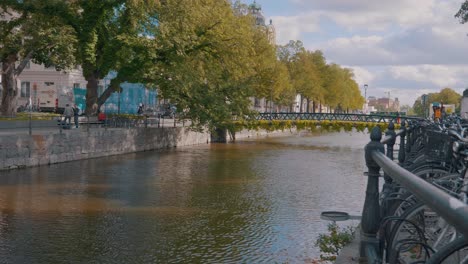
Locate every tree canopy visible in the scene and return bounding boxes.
[0,1,77,115]
[411,88,461,116]
[1,0,366,128]
[456,0,468,23]
[277,41,363,113]
[141,0,282,130]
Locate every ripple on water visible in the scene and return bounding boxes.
[0,131,369,263]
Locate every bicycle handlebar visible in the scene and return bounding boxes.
[448,129,468,143]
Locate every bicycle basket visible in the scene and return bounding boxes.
[424,130,451,163]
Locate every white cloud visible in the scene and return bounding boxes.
[344,65,375,86]
[286,0,437,30]
[388,65,461,87]
[370,65,468,105]
[271,15,320,45]
[263,0,468,108]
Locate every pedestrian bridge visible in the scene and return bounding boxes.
[255,112,419,123]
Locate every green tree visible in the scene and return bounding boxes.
[323,64,344,111]
[144,0,278,130]
[271,60,294,109]
[277,41,326,112]
[52,0,158,114]
[412,88,461,117]
[0,1,77,116]
[412,97,424,116]
[322,64,363,113]
[455,1,468,23]
[431,87,462,110]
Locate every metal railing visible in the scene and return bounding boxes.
[255,112,421,123]
[0,113,188,136]
[360,120,468,263]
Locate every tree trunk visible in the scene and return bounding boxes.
[1,55,19,116]
[319,101,322,113]
[97,78,122,111]
[313,101,316,113]
[85,73,99,115]
[306,98,310,113]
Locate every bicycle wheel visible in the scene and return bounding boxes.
[427,236,468,264]
[410,167,450,180]
[387,203,456,263]
[385,170,453,220]
[393,173,460,214]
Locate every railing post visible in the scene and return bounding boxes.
[360,126,385,263]
[384,122,396,182]
[405,121,412,154]
[382,122,396,218]
[398,120,406,164]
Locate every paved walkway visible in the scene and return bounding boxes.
[0,118,189,136]
[335,226,361,264]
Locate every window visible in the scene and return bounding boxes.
[45,82,54,86]
[254,98,260,107]
[73,83,81,89]
[20,81,30,97]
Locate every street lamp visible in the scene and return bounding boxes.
[364,84,368,101]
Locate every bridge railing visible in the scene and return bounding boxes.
[254,112,421,123]
[360,120,468,263]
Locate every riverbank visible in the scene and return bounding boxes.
[0,127,210,171]
[0,127,301,171]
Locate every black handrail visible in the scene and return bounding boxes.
[372,151,468,238]
[360,120,468,263]
[253,112,423,123]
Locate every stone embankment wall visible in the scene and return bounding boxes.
[0,128,210,170]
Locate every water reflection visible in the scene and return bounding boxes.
[0,131,368,263]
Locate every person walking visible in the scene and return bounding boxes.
[137,103,144,115]
[73,104,80,128]
[63,104,73,126]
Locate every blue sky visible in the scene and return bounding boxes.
[252,0,468,106]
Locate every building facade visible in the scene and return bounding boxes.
[368,96,400,112]
[15,62,87,112]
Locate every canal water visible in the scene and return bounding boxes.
[0,131,369,263]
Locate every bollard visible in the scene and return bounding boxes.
[360,126,385,263]
[398,120,406,164]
